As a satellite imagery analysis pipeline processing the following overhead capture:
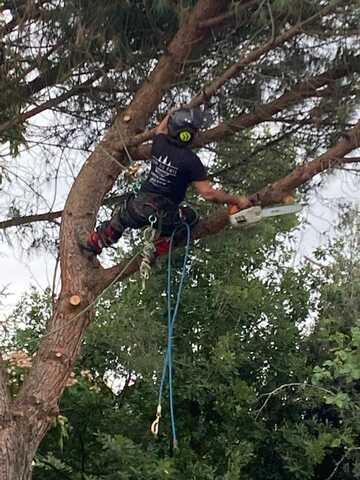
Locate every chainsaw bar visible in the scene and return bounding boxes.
[261,204,302,218]
[229,204,302,227]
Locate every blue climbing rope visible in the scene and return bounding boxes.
[151,222,191,450]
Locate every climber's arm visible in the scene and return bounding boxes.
[193,180,250,210]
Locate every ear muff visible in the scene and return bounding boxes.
[178,129,193,143]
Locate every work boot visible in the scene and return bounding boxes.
[76,223,122,255]
[154,237,171,257]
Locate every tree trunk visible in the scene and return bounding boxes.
[0,2,359,476]
[0,2,228,478]
[0,422,44,479]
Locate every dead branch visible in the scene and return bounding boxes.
[255,382,334,420]
[0,210,62,229]
[325,447,360,480]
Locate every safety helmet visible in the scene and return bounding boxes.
[167,107,205,146]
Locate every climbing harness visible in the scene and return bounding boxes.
[140,215,158,290]
[151,222,191,450]
[228,203,302,227]
[139,203,196,289]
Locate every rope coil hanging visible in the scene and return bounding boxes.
[151,222,191,450]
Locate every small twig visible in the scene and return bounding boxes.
[255,382,335,419]
[333,167,360,174]
[0,73,102,135]
[255,0,267,17]
[198,0,258,29]
[114,122,134,166]
[326,447,360,480]
[304,255,327,268]
[342,156,360,164]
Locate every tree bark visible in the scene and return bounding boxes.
[0,1,229,477]
[0,354,37,479]
[1,1,358,476]
[0,428,42,480]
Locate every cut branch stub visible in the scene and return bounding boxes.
[69,295,81,307]
[10,3,232,469]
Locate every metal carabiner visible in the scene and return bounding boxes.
[151,416,160,436]
[148,214,157,228]
[150,404,162,437]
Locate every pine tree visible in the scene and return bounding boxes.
[1,1,360,477]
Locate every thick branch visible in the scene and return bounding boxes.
[129,0,347,147]
[99,121,360,290]
[0,192,126,230]
[249,120,360,205]
[0,210,62,229]
[198,62,360,145]
[16,0,233,453]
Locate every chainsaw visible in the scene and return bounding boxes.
[228,203,302,227]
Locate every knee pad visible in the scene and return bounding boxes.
[111,193,142,230]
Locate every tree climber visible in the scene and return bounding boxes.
[79,107,249,256]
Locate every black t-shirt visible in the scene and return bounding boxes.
[140,134,207,205]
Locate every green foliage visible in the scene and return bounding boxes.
[5,287,51,353]
[5,208,354,479]
[3,1,360,477]
[2,0,360,249]
[7,220,316,479]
